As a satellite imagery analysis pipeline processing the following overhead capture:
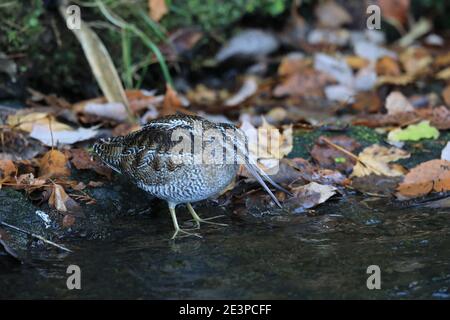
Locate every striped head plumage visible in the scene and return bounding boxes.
[92,136,125,173]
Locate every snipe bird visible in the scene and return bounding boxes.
[93,115,287,239]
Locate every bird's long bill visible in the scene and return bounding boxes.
[245,163,282,208]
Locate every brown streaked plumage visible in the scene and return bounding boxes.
[93,114,287,239]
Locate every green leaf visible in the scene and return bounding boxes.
[388,120,440,142]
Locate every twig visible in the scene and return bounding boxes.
[47,114,55,149]
[320,137,384,175]
[0,221,72,253]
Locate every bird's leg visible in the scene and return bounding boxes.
[168,202,202,240]
[187,203,228,229]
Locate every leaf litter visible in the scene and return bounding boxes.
[3,0,450,237]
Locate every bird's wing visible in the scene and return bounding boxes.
[117,118,199,183]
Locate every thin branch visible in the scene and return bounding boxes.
[0,221,72,253]
[320,137,384,175]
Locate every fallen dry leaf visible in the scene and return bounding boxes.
[315,1,352,28]
[311,135,360,173]
[70,148,112,179]
[376,74,414,86]
[353,106,450,130]
[352,92,382,113]
[291,182,337,210]
[435,52,450,68]
[376,56,401,76]
[7,111,71,133]
[88,181,104,187]
[49,184,82,215]
[397,159,450,198]
[30,124,98,147]
[148,0,168,22]
[352,174,403,196]
[385,91,414,115]
[437,67,450,80]
[0,160,16,179]
[278,53,309,76]
[346,56,369,70]
[399,46,432,76]
[351,144,410,177]
[15,173,46,189]
[83,102,128,122]
[378,0,410,26]
[442,84,450,107]
[240,117,293,174]
[39,150,70,179]
[49,184,70,212]
[273,68,330,98]
[161,84,191,116]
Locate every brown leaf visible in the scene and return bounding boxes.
[310,135,360,173]
[436,67,450,80]
[290,182,337,210]
[443,84,450,107]
[49,184,83,215]
[88,181,104,187]
[351,144,410,178]
[149,0,168,22]
[346,56,369,70]
[273,69,330,98]
[353,106,450,130]
[378,0,410,26]
[315,1,352,28]
[49,184,70,212]
[39,150,70,179]
[69,148,111,179]
[14,173,46,190]
[0,160,16,179]
[161,84,191,116]
[376,56,401,76]
[397,159,450,198]
[352,174,403,196]
[399,46,432,76]
[351,92,382,113]
[377,74,415,86]
[434,52,450,68]
[278,54,310,77]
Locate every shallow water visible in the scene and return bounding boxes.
[1,195,450,299]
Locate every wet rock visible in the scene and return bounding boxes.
[0,175,157,257]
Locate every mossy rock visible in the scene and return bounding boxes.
[289,126,384,159]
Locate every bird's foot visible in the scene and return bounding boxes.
[171,227,202,240]
[189,215,228,229]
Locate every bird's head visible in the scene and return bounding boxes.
[92,136,124,173]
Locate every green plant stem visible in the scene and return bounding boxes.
[96,0,173,87]
[121,28,133,88]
